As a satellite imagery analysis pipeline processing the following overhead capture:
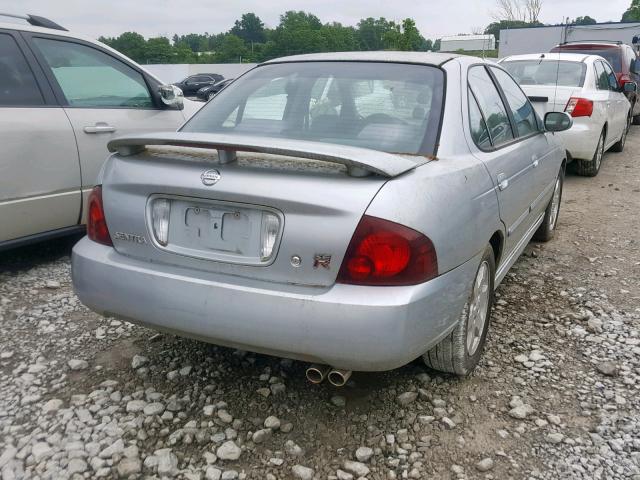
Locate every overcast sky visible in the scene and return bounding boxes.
[4,0,632,40]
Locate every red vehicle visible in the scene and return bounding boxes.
[551,41,640,123]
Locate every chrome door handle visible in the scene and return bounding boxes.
[497,173,509,191]
[84,123,116,134]
[532,159,539,168]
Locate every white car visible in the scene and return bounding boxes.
[500,52,634,176]
[0,14,198,249]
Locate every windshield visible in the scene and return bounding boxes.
[502,60,587,87]
[182,61,445,156]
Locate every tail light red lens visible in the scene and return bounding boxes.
[87,186,113,246]
[337,215,438,286]
[565,97,593,118]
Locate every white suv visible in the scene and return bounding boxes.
[0,14,197,249]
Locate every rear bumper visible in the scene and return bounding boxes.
[558,119,600,161]
[72,237,479,371]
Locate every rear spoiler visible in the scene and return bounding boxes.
[107,132,428,178]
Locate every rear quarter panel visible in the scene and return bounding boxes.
[366,154,499,275]
[366,58,503,275]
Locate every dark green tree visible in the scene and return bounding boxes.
[215,34,249,63]
[382,19,426,51]
[356,17,396,50]
[571,16,597,25]
[622,1,640,21]
[144,37,173,64]
[261,11,326,58]
[99,32,146,62]
[484,19,541,42]
[320,23,359,52]
[230,13,266,43]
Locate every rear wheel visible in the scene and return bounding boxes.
[533,168,564,242]
[575,129,604,177]
[423,246,495,376]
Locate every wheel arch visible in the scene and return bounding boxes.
[489,231,504,269]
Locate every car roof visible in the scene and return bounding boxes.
[261,51,460,66]
[501,52,594,63]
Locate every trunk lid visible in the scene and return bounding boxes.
[101,134,426,287]
[523,85,582,117]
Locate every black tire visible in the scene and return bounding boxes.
[533,168,564,242]
[611,114,630,153]
[575,129,605,177]
[423,246,495,376]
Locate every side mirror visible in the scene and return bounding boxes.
[624,81,638,93]
[158,85,184,109]
[544,112,573,132]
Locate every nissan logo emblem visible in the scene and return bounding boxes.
[201,169,221,186]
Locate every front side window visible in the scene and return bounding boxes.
[468,66,514,147]
[182,62,445,156]
[491,67,538,137]
[0,33,44,106]
[33,38,153,108]
[501,60,586,87]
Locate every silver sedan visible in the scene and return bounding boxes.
[71,52,572,385]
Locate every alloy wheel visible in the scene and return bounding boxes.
[549,177,561,231]
[594,134,604,171]
[466,261,491,356]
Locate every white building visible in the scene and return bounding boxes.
[499,22,640,58]
[440,34,496,52]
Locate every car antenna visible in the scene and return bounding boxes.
[553,17,570,112]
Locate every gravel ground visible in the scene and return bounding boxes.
[1,130,639,480]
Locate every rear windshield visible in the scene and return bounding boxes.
[502,60,587,87]
[556,48,622,71]
[182,61,445,156]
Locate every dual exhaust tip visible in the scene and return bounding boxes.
[306,364,352,387]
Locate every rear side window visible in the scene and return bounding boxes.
[33,38,153,108]
[594,61,609,90]
[602,62,619,90]
[556,47,622,71]
[468,89,492,149]
[468,66,514,147]
[491,67,539,137]
[0,33,44,106]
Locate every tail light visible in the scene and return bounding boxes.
[337,215,437,286]
[87,186,113,246]
[565,97,593,118]
[618,73,631,85]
